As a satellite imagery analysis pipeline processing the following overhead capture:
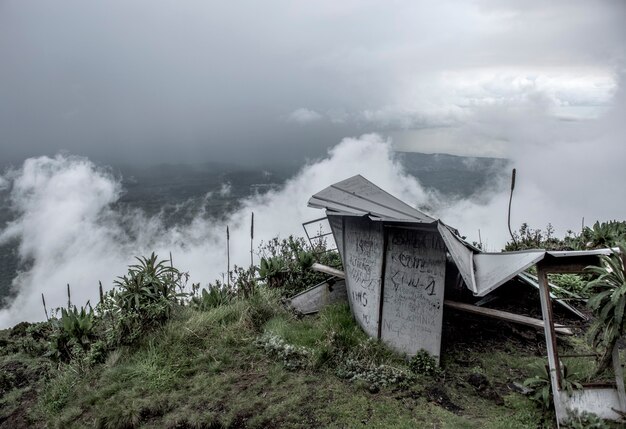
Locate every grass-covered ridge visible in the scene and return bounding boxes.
[2,227,626,428]
[3,291,549,428]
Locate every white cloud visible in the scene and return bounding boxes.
[287,108,323,124]
[0,135,435,327]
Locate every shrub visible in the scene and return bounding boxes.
[584,243,626,375]
[408,349,441,377]
[257,235,341,296]
[191,283,233,310]
[523,363,581,411]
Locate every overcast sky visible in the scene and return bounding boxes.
[0,0,624,165]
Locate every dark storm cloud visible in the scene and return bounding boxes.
[0,0,624,165]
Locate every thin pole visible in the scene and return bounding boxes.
[507,168,517,247]
[169,251,173,268]
[250,212,254,269]
[42,293,49,321]
[67,284,71,309]
[226,225,230,287]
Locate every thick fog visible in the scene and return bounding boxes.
[0,1,625,326]
[1,0,624,164]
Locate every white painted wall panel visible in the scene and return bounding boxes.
[381,228,446,360]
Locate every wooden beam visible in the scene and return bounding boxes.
[311,263,345,279]
[444,300,573,336]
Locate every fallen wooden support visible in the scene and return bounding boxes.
[444,300,573,336]
[311,263,346,279]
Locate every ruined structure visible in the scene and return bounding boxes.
[300,174,625,426]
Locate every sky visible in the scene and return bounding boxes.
[1,0,624,165]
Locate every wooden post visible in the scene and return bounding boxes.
[537,263,564,425]
[227,225,230,288]
[612,344,626,410]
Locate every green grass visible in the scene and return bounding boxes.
[3,290,601,428]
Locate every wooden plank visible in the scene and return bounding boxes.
[381,228,447,360]
[311,263,345,279]
[444,300,573,336]
[342,217,384,338]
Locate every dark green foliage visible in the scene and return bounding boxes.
[549,273,590,299]
[523,363,581,412]
[409,349,441,377]
[504,223,577,251]
[505,220,626,252]
[580,221,626,249]
[564,411,611,429]
[104,252,189,346]
[258,256,288,288]
[229,265,257,299]
[59,305,95,349]
[584,243,626,375]
[113,252,187,315]
[47,305,97,362]
[190,283,233,310]
[258,235,341,296]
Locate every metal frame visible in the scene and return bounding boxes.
[302,216,337,253]
[536,256,626,426]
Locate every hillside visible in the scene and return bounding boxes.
[2,293,551,428]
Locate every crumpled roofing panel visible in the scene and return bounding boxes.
[309,175,616,297]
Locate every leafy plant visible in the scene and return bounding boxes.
[191,283,233,310]
[257,235,341,296]
[549,274,589,298]
[229,265,257,299]
[584,243,626,375]
[523,363,582,411]
[564,411,611,429]
[408,349,441,377]
[113,252,187,314]
[581,221,626,249]
[60,305,95,349]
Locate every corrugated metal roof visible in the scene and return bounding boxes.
[437,223,477,293]
[473,251,546,296]
[308,175,435,223]
[546,249,615,258]
[309,176,619,300]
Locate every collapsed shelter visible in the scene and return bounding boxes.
[296,174,625,425]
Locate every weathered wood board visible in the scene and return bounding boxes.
[343,217,384,338]
[381,228,446,360]
[289,279,347,315]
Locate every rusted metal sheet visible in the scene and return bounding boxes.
[289,279,347,315]
[473,251,545,297]
[308,175,434,222]
[437,223,476,293]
